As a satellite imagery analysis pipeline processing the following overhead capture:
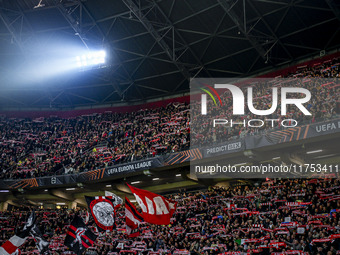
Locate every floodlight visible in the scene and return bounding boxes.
[76,50,106,69]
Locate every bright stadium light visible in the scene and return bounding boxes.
[131,181,140,184]
[99,51,106,58]
[76,50,106,68]
[176,174,181,177]
[306,149,323,154]
[152,178,159,181]
[66,188,75,190]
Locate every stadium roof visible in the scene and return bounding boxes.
[0,0,340,109]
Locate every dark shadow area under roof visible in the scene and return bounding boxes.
[0,0,340,109]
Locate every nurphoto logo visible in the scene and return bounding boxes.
[200,83,311,128]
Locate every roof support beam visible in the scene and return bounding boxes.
[180,3,246,74]
[78,1,144,101]
[52,1,90,50]
[67,92,99,103]
[117,18,169,92]
[121,0,191,81]
[325,0,340,23]
[217,0,267,60]
[112,5,289,44]
[325,26,340,49]
[51,0,129,101]
[279,17,337,39]
[151,0,213,79]
[247,0,315,62]
[0,10,26,55]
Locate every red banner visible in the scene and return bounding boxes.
[127,184,177,225]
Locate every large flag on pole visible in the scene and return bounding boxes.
[85,196,119,232]
[0,211,36,255]
[127,183,177,225]
[64,215,97,255]
[125,196,143,237]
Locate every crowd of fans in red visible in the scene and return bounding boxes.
[191,58,340,147]
[1,57,340,180]
[1,178,340,255]
[0,103,190,180]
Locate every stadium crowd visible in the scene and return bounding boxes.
[1,57,339,180]
[1,177,340,255]
[191,57,340,147]
[0,103,190,180]
[0,57,340,180]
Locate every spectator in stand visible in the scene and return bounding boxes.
[0,103,190,180]
[1,177,340,254]
[191,57,340,147]
[1,58,340,180]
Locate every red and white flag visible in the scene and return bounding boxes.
[0,211,35,255]
[127,183,177,225]
[0,236,25,255]
[125,197,143,237]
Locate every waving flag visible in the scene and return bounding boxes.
[0,211,36,255]
[127,183,177,225]
[30,224,50,254]
[125,197,143,237]
[85,196,120,232]
[105,191,123,206]
[64,215,97,255]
